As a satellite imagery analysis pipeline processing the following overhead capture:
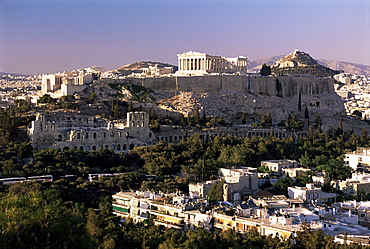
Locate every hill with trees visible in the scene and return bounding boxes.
[271,50,341,77]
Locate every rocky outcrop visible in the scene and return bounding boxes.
[272,50,340,77]
[154,89,345,126]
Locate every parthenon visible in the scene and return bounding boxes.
[176,51,247,75]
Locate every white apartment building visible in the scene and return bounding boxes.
[333,172,370,196]
[288,183,322,204]
[261,159,298,175]
[188,167,258,202]
[282,167,311,179]
[344,147,370,171]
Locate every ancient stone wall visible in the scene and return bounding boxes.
[101,75,335,98]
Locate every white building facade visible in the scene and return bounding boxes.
[288,183,322,204]
[344,147,370,171]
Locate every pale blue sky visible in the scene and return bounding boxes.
[0,0,369,75]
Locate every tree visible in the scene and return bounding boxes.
[314,113,322,129]
[89,93,97,102]
[207,180,225,203]
[38,94,56,104]
[352,110,362,119]
[260,64,271,76]
[273,177,293,195]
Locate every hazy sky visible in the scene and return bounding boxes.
[0,0,369,75]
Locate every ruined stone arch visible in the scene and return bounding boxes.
[117,144,121,151]
[79,146,83,151]
[93,132,97,139]
[92,145,96,151]
[129,144,134,150]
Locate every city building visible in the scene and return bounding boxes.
[28,111,156,152]
[188,167,258,202]
[111,190,370,244]
[282,167,311,179]
[288,183,322,204]
[189,180,220,198]
[344,147,370,171]
[176,51,247,76]
[261,159,298,175]
[333,172,370,196]
[221,167,259,202]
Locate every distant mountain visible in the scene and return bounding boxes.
[0,72,30,77]
[248,55,285,73]
[249,52,370,76]
[316,59,370,76]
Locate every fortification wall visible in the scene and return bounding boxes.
[101,75,335,98]
[142,77,177,91]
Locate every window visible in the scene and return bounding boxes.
[85,133,88,139]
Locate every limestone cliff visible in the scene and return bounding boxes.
[95,74,367,133]
[153,89,345,128]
